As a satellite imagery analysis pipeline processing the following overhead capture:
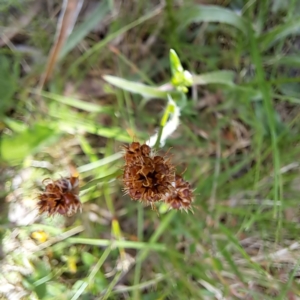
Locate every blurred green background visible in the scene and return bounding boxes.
[1,0,300,299]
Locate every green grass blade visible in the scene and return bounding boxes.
[35,90,113,113]
[68,6,162,75]
[177,5,249,35]
[103,75,172,99]
[192,70,235,86]
[219,224,266,275]
[132,206,144,300]
[259,18,300,52]
[264,54,300,67]
[53,118,132,142]
[77,152,123,173]
[67,237,167,252]
[248,24,282,241]
[71,247,111,300]
[137,211,176,262]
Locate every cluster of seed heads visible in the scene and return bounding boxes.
[165,174,194,211]
[37,175,82,217]
[122,142,194,212]
[37,142,194,216]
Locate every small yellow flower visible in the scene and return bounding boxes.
[67,256,77,274]
[31,230,49,243]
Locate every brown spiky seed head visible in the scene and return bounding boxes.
[165,174,194,211]
[123,142,151,166]
[122,142,175,205]
[37,175,82,217]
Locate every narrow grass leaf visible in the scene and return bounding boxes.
[102,270,122,300]
[137,211,176,264]
[36,90,113,113]
[259,18,300,52]
[264,54,300,66]
[2,117,27,133]
[103,75,171,99]
[249,24,282,240]
[228,85,262,101]
[217,240,245,282]
[177,5,249,36]
[219,224,266,275]
[71,247,111,300]
[274,93,300,104]
[192,70,235,86]
[112,275,165,294]
[47,108,132,141]
[57,119,132,141]
[80,171,120,193]
[78,153,122,173]
[69,6,161,74]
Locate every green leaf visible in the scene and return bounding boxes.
[192,70,235,86]
[45,282,68,297]
[259,18,300,52]
[279,82,300,97]
[103,75,177,99]
[34,283,46,299]
[0,123,60,164]
[81,252,96,267]
[2,117,27,132]
[211,257,223,272]
[60,1,110,58]
[0,55,19,114]
[170,49,184,76]
[177,5,249,36]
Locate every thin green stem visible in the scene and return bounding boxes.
[137,211,176,263]
[71,247,111,300]
[132,205,144,300]
[102,271,123,300]
[67,237,167,251]
[154,100,176,149]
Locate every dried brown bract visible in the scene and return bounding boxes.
[165,174,194,212]
[37,175,82,217]
[122,142,175,206]
[123,142,151,165]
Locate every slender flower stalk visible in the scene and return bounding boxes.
[147,95,180,148]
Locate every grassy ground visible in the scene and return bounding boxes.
[2,0,300,299]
